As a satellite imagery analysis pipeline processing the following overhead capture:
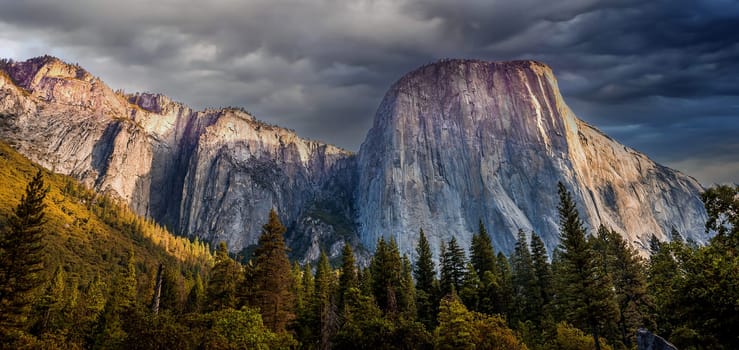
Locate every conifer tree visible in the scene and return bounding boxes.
[205,242,240,312]
[0,169,48,335]
[413,229,438,329]
[460,262,481,311]
[511,229,537,325]
[369,237,403,314]
[399,255,417,318]
[337,243,357,313]
[439,237,466,297]
[185,273,204,313]
[245,209,294,332]
[470,220,497,277]
[554,182,617,350]
[495,252,513,316]
[34,264,66,334]
[313,251,337,350]
[529,232,552,324]
[94,251,138,349]
[594,226,654,348]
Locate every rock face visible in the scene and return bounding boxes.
[637,329,678,350]
[0,56,356,260]
[0,56,709,261]
[356,59,707,256]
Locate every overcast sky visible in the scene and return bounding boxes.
[0,0,737,185]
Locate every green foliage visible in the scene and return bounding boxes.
[193,307,295,350]
[414,228,438,329]
[553,182,617,350]
[337,243,357,313]
[2,141,739,349]
[511,229,538,325]
[370,237,405,314]
[0,169,48,335]
[206,242,241,312]
[593,225,654,348]
[312,251,338,350]
[439,237,466,297]
[544,322,613,350]
[529,232,552,323]
[243,209,294,332]
[435,294,527,350]
[470,220,497,278]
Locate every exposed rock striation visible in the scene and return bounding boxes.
[0,56,356,260]
[356,59,707,257]
[0,56,709,261]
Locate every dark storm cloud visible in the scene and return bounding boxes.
[0,0,737,184]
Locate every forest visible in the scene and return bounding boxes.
[0,141,737,349]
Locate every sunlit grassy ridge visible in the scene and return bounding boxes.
[0,140,213,301]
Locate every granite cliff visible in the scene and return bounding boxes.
[357,59,707,256]
[0,56,356,261]
[0,56,709,260]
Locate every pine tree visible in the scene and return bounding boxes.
[244,209,295,332]
[313,251,337,350]
[34,264,66,334]
[337,243,357,313]
[594,226,654,348]
[511,229,537,325]
[529,232,552,325]
[0,169,48,335]
[413,229,438,329]
[369,237,403,314]
[399,255,417,318]
[554,182,617,350]
[185,273,205,313]
[94,251,138,348]
[470,220,497,277]
[460,262,481,311]
[439,237,466,297]
[435,294,526,350]
[495,252,513,316]
[205,242,241,312]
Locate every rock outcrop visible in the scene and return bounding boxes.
[0,56,356,260]
[0,56,709,261]
[356,59,707,256]
[637,329,678,350]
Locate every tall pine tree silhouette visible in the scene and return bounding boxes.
[554,182,616,350]
[246,209,294,332]
[0,169,48,336]
[413,228,438,329]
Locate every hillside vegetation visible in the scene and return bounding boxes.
[0,139,737,350]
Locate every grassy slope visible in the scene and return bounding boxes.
[0,140,212,302]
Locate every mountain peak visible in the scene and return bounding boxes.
[0,55,94,90]
[395,58,553,87]
[357,58,707,257]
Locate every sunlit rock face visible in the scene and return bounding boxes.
[356,59,707,257]
[0,56,708,261]
[0,56,355,259]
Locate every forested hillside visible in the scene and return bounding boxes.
[0,140,736,349]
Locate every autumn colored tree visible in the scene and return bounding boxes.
[435,294,527,350]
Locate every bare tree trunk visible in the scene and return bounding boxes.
[150,264,164,314]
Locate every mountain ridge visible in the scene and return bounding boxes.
[0,55,709,260]
[356,58,707,256]
[0,55,356,262]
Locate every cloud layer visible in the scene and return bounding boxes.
[0,0,737,184]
